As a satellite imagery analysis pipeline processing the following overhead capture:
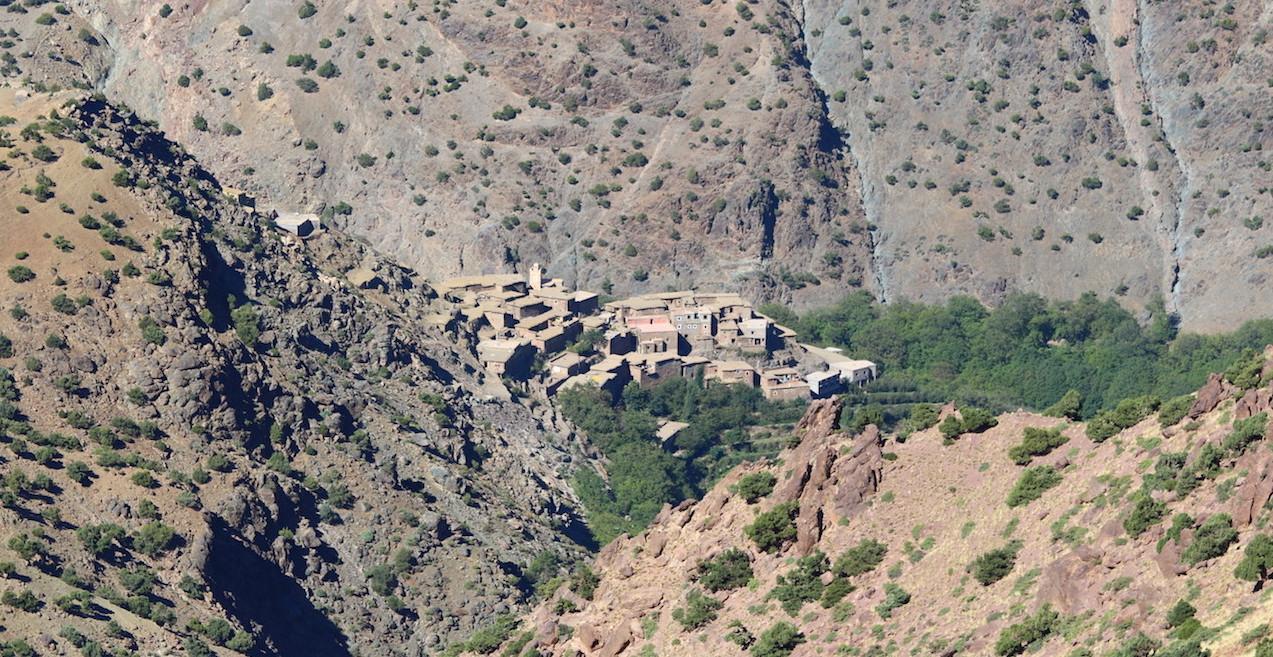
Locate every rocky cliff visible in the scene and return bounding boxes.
[0,89,594,656]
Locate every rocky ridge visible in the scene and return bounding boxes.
[476,353,1273,657]
[0,89,595,656]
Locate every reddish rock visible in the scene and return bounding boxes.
[1235,386,1273,420]
[1233,452,1273,526]
[1189,373,1233,419]
[795,505,825,555]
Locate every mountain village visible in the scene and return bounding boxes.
[434,265,878,403]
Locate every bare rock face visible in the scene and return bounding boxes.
[1233,452,1273,526]
[1189,373,1233,419]
[1235,386,1273,420]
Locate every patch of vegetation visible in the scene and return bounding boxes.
[672,589,722,630]
[561,380,803,544]
[772,292,1273,418]
[968,541,1021,585]
[746,502,799,553]
[1008,427,1068,465]
[994,605,1058,656]
[1006,466,1062,507]
[1181,514,1237,565]
[696,548,753,592]
[734,471,777,504]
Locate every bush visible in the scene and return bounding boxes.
[746,501,799,553]
[1225,349,1265,389]
[1008,427,1068,465]
[1087,396,1160,442]
[672,589,723,630]
[1158,395,1193,427]
[1166,599,1196,629]
[1181,514,1237,565]
[968,542,1021,585]
[77,523,126,556]
[833,538,887,578]
[768,552,827,615]
[1123,494,1167,537]
[7,266,34,283]
[1235,534,1273,585]
[875,582,910,618]
[1042,389,1082,419]
[139,317,166,346]
[995,605,1058,656]
[751,622,805,657]
[939,407,998,440]
[696,548,753,592]
[456,614,519,655]
[231,304,260,346]
[1006,466,1062,507]
[133,521,176,556]
[1222,413,1267,456]
[734,471,777,503]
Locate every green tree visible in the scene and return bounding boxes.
[745,502,799,553]
[696,548,753,592]
[1235,534,1273,585]
[751,622,804,657]
[734,471,777,504]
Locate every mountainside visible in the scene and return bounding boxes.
[17,0,1264,330]
[0,89,593,656]
[474,354,1273,657]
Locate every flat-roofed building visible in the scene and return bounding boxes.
[806,370,843,398]
[761,367,811,401]
[706,360,758,388]
[477,339,534,379]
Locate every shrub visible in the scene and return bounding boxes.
[672,589,723,630]
[1008,427,1068,465]
[297,1,317,19]
[7,266,34,283]
[456,614,519,655]
[1157,395,1193,427]
[1235,534,1273,585]
[746,501,798,553]
[133,521,177,556]
[1087,395,1159,441]
[2,589,41,611]
[833,538,888,578]
[734,471,777,503]
[696,548,753,592]
[1181,514,1237,565]
[1006,466,1062,507]
[1123,494,1167,537]
[139,317,166,346]
[875,582,910,618]
[968,542,1021,585]
[751,622,804,657]
[1222,413,1267,456]
[1225,349,1265,389]
[77,523,126,556]
[768,551,827,615]
[1166,599,1196,629]
[569,566,599,601]
[940,407,998,440]
[1043,389,1082,419]
[231,304,260,346]
[994,605,1058,656]
[296,77,319,93]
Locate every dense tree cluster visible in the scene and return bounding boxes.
[764,291,1273,417]
[560,380,803,544]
